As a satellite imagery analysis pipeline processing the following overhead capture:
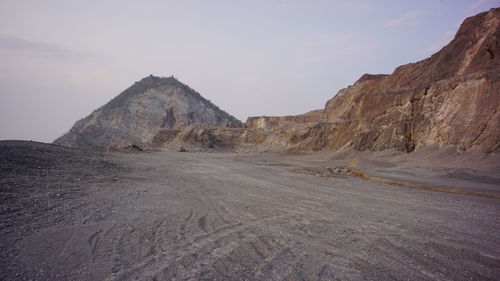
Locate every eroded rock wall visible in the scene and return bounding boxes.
[321,8,500,153]
[230,8,500,153]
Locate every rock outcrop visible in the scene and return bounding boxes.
[320,8,500,153]
[219,8,499,153]
[236,110,329,152]
[150,123,246,151]
[55,9,499,154]
[54,75,239,147]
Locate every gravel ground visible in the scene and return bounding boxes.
[1,141,499,280]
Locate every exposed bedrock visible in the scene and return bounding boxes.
[55,9,500,154]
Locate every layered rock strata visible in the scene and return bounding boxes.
[218,8,499,153]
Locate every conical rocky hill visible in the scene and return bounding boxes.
[54,75,239,147]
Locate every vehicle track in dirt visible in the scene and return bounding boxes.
[1,141,499,280]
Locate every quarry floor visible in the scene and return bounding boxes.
[1,141,499,281]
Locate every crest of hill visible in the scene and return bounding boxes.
[103,75,237,119]
[54,75,240,148]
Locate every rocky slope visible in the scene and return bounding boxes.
[56,9,499,154]
[214,7,499,153]
[320,8,500,153]
[54,75,239,147]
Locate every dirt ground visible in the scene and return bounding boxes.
[1,141,499,280]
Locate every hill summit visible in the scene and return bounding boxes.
[54,75,239,147]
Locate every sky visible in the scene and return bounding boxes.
[0,0,498,142]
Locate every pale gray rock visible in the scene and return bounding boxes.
[54,75,239,148]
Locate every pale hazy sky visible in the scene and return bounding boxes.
[1,0,498,142]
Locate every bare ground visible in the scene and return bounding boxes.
[1,141,499,280]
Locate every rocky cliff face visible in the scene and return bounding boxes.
[321,8,499,153]
[55,9,499,153]
[54,75,239,147]
[218,8,499,153]
[236,110,328,152]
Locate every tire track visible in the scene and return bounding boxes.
[213,204,232,224]
[374,238,449,280]
[258,247,296,280]
[59,227,75,256]
[107,214,291,281]
[318,264,328,281]
[179,208,193,235]
[88,228,103,262]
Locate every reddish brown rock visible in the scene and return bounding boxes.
[322,8,500,153]
[232,8,500,154]
[56,9,500,154]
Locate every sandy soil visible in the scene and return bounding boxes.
[1,141,499,280]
